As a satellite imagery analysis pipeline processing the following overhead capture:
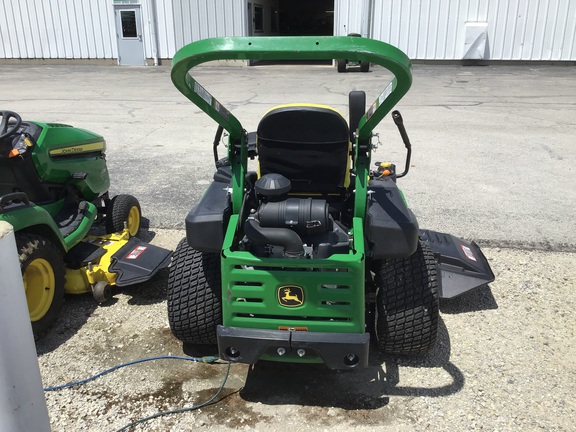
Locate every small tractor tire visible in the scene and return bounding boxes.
[337,59,347,72]
[373,240,439,355]
[106,194,141,237]
[16,234,66,339]
[167,238,222,345]
[92,281,112,303]
[360,61,370,72]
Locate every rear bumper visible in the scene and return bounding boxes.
[217,325,370,370]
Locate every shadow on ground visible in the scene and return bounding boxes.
[239,318,463,409]
[36,228,169,354]
[440,283,498,314]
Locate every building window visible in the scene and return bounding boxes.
[120,11,137,38]
[254,4,264,33]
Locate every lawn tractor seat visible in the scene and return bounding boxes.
[256,104,350,195]
[0,121,63,204]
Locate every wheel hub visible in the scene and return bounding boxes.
[127,206,141,236]
[23,258,55,321]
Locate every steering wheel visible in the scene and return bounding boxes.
[0,110,23,140]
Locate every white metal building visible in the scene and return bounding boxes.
[1,0,575,65]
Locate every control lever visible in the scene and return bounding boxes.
[392,110,412,178]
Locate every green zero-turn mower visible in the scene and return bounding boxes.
[168,36,494,369]
[0,110,172,339]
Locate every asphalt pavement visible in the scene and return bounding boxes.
[1,62,574,250]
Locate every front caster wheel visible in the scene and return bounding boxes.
[92,281,112,303]
[106,194,142,236]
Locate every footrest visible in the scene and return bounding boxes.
[109,238,172,287]
[65,241,107,267]
[55,200,88,237]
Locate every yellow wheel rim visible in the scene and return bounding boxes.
[127,205,141,236]
[23,258,55,321]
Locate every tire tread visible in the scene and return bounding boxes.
[106,194,141,235]
[16,233,66,339]
[374,241,439,355]
[167,239,222,345]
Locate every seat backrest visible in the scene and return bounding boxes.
[256,104,350,194]
[0,125,62,204]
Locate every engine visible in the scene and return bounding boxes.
[242,173,350,259]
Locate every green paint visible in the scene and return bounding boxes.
[171,36,413,364]
[31,121,110,200]
[1,121,108,251]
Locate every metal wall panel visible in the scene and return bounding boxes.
[368,0,576,60]
[334,0,364,36]
[1,0,574,61]
[0,0,179,60]
[151,0,176,58]
[0,0,116,59]
[172,0,246,52]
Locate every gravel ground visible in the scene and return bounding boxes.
[36,229,576,432]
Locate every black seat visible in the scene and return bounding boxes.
[0,123,62,204]
[256,105,350,195]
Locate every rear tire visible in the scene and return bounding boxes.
[167,238,222,345]
[106,194,141,236]
[373,241,439,355]
[16,234,66,340]
[337,59,347,72]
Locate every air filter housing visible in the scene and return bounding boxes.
[255,173,291,200]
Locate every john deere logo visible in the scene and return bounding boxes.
[278,285,304,307]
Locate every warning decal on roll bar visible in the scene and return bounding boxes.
[194,81,212,105]
[214,99,230,120]
[366,81,393,120]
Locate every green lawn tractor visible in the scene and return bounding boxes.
[337,33,370,72]
[0,110,172,339]
[167,37,494,369]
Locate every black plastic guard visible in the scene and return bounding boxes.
[365,178,419,259]
[419,229,495,299]
[185,168,232,253]
[109,238,172,287]
[65,241,107,267]
[217,326,370,370]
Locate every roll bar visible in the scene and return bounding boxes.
[171,36,412,143]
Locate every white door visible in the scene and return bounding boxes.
[114,5,145,65]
